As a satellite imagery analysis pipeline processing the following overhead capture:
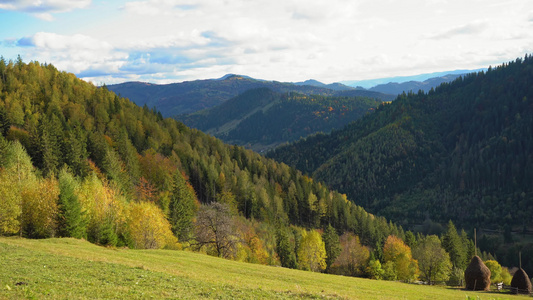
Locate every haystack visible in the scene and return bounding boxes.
[510,268,532,294]
[464,256,491,291]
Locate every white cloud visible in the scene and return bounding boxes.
[0,0,91,12]
[17,32,126,76]
[428,20,489,40]
[20,32,112,51]
[0,0,91,20]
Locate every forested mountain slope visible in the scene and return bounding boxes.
[107,75,393,117]
[178,88,382,151]
[268,55,533,233]
[0,57,404,256]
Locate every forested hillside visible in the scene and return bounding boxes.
[0,57,409,268]
[268,55,533,233]
[179,88,382,151]
[107,75,393,117]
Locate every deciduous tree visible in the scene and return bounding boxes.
[21,176,60,238]
[0,141,34,235]
[383,235,418,282]
[332,232,370,276]
[485,260,503,284]
[412,235,452,284]
[367,259,384,280]
[127,201,177,249]
[297,229,327,272]
[194,202,237,258]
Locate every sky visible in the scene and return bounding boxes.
[0,0,532,85]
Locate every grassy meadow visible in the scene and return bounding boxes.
[0,237,529,299]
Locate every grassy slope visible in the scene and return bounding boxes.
[0,238,527,300]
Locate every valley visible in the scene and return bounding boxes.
[1,56,532,299]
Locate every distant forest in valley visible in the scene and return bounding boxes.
[179,87,383,151]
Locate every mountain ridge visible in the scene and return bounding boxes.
[106,76,394,117]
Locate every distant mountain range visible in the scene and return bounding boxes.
[107,71,479,119]
[368,74,465,95]
[342,69,485,89]
[107,75,392,117]
[294,79,355,91]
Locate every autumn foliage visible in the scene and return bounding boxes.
[383,235,419,282]
[127,201,177,249]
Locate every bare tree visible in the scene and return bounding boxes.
[194,202,237,258]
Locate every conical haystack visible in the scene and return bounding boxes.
[464,256,491,291]
[511,268,532,294]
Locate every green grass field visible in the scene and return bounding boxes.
[0,237,529,299]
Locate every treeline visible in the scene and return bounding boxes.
[179,87,382,151]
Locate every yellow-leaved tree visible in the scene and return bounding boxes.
[297,229,327,272]
[77,174,127,246]
[0,141,35,235]
[21,176,60,238]
[126,201,177,249]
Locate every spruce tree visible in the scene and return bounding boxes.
[0,105,9,137]
[169,170,197,241]
[323,224,342,272]
[64,125,89,177]
[441,220,466,270]
[37,114,64,176]
[57,168,87,239]
[276,227,298,269]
